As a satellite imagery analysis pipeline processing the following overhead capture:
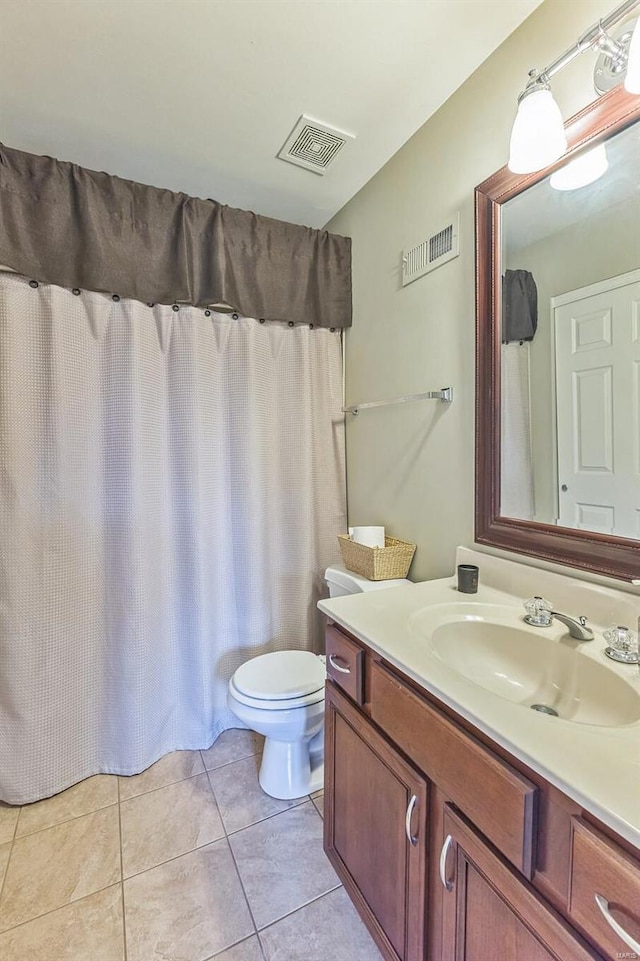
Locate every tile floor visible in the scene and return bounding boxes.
[0,730,383,961]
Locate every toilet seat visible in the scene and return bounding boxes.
[230,650,325,712]
[232,650,325,701]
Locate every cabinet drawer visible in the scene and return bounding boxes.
[370,661,537,878]
[325,624,364,704]
[569,818,640,959]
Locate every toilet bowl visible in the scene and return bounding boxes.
[227,650,326,799]
[228,564,412,799]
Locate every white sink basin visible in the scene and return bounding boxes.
[409,604,640,727]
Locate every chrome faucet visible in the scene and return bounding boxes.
[523,596,594,641]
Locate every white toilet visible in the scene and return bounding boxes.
[227,564,411,799]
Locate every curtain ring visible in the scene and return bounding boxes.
[288,321,294,328]
[309,324,314,329]
[232,312,239,320]
[259,318,266,324]
[330,327,335,332]
[146,302,155,308]
[29,280,38,289]
[172,304,179,312]
[72,288,81,296]
[204,309,211,317]
[112,294,120,302]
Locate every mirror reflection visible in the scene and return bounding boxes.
[500,121,640,539]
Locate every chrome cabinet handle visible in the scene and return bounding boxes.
[328,653,351,674]
[594,893,640,954]
[439,834,454,891]
[405,794,418,845]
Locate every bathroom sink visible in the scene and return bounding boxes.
[408,604,640,727]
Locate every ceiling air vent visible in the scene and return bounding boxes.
[402,213,460,287]
[277,115,355,175]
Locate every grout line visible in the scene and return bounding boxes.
[202,932,267,960]
[119,830,228,884]
[1,801,119,847]
[201,747,262,775]
[223,797,309,838]
[117,777,128,961]
[0,818,16,913]
[254,880,343,934]
[205,769,262,941]
[119,768,211,806]
[0,882,124,937]
[256,883,344,936]
[10,794,118,841]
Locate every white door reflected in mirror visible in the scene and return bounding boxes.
[499,120,640,540]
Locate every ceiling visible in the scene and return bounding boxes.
[0,0,542,229]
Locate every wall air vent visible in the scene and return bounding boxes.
[277,115,355,175]
[402,213,460,287]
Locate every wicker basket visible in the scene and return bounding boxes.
[337,534,416,581]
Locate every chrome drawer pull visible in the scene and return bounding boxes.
[439,834,455,891]
[594,893,640,954]
[328,654,351,674]
[405,794,418,846]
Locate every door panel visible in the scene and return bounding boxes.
[440,805,603,961]
[555,273,640,537]
[324,682,428,961]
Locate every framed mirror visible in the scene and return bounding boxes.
[475,84,640,581]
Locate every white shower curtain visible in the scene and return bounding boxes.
[0,273,346,804]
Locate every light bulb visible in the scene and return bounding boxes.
[508,87,568,174]
[624,17,640,93]
[550,144,608,191]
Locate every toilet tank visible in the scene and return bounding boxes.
[324,563,411,597]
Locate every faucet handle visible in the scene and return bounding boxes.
[603,625,639,664]
[523,596,553,627]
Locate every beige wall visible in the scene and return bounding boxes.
[326,0,612,582]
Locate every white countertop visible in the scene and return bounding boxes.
[318,548,640,848]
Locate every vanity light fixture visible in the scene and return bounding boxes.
[508,0,640,174]
[549,143,609,190]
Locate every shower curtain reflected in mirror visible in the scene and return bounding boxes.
[0,273,346,804]
[500,342,534,521]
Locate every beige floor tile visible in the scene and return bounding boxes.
[119,750,204,800]
[208,756,303,834]
[0,804,120,931]
[201,730,263,771]
[259,888,383,961]
[121,773,225,878]
[311,793,324,819]
[229,801,339,929]
[16,775,118,837]
[0,804,19,845]
[212,935,264,960]
[124,839,254,961]
[0,884,125,961]
[0,842,10,888]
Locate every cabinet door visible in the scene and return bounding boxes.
[324,681,428,961]
[439,805,604,961]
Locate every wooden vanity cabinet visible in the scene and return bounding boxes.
[324,681,429,961]
[323,621,639,961]
[439,806,602,961]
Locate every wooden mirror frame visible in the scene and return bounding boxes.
[475,84,640,581]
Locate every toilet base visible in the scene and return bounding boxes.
[259,729,324,800]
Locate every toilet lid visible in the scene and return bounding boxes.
[233,650,325,701]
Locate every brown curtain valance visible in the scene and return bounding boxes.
[0,143,352,328]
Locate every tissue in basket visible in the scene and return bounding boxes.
[337,534,416,581]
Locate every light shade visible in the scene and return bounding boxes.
[550,144,608,191]
[508,87,568,174]
[624,17,640,93]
